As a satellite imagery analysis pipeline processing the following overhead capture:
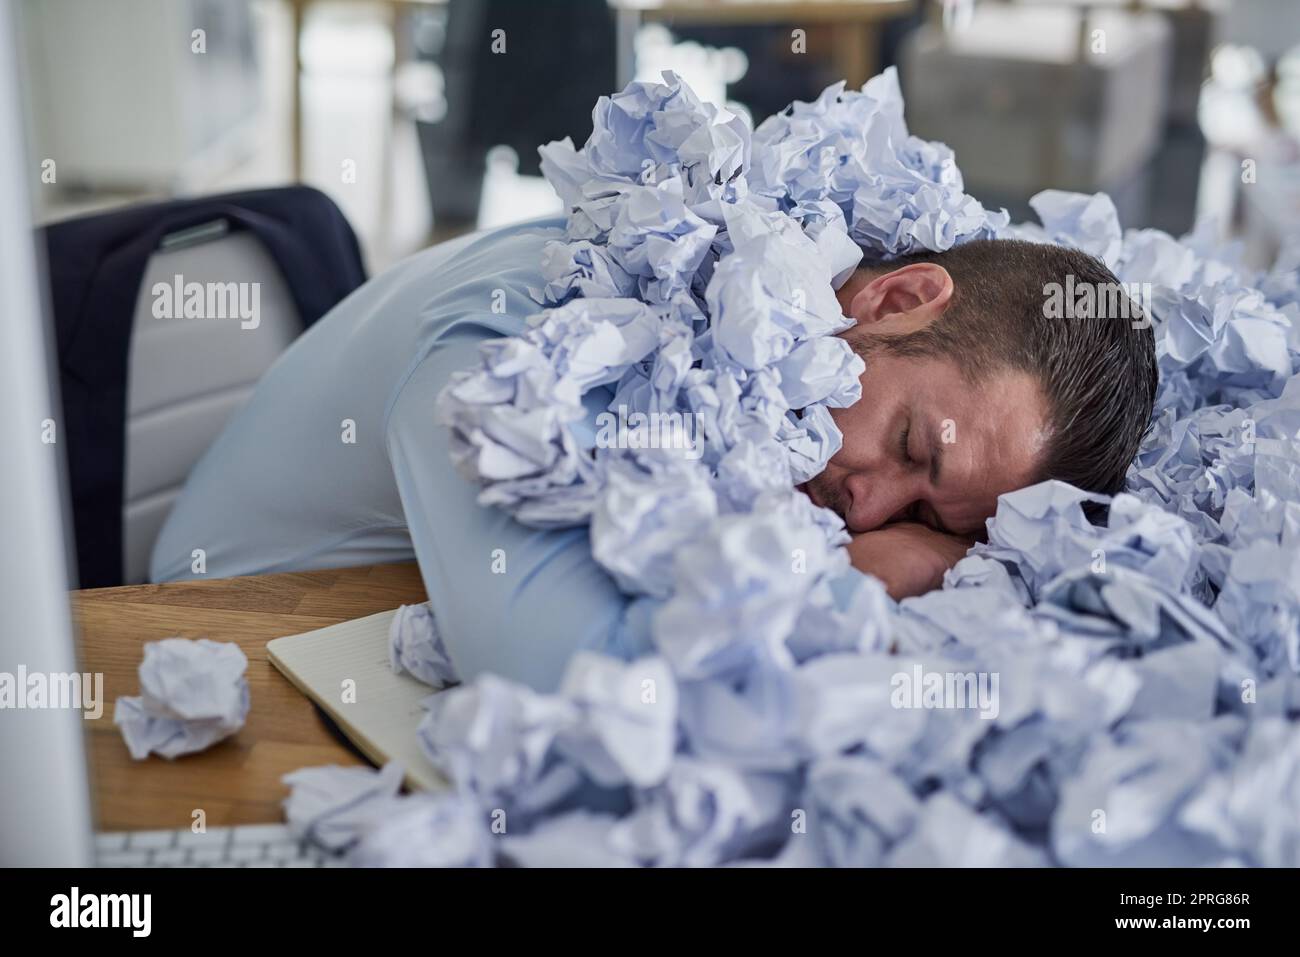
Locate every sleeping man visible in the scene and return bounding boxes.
[151,216,1156,691]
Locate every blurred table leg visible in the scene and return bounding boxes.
[289,0,305,182]
[831,22,877,88]
[615,6,641,88]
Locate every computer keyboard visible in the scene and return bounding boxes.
[95,823,347,868]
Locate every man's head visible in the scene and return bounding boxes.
[802,239,1157,536]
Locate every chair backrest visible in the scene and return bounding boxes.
[44,185,366,588]
[121,229,303,583]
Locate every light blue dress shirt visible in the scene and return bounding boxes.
[151,217,642,692]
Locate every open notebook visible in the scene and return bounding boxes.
[267,610,448,792]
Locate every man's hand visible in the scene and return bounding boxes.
[845,523,974,601]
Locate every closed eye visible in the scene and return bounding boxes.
[898,423,912,463]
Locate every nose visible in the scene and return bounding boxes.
[842,466,917,532]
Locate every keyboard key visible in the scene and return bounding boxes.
[189,846,229,864]
[94,832,129,853]
[126,830,179,850]
[176,828,231,849]
[231,823,292,845]
[264,842,305,861]
[151,848,190,867]
[98,850,150,868]
[227,844,266,862]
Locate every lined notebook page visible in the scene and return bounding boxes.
[267,610,448,792]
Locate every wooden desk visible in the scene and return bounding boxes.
[71,562,428,831]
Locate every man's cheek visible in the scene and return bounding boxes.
[827,405,868,459]
[827,403,858,437]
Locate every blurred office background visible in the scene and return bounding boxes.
[17,0,1300,272]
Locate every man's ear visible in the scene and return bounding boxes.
[845,263,954,329]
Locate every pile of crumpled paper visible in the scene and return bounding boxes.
[293,70,1300,866]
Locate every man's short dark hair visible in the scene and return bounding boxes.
[849,239,1157,497]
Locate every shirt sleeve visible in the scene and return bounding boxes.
[383,321,633,694]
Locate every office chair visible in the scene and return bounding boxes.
[42,186,366,587]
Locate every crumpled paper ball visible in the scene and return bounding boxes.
[114,638,249,760]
